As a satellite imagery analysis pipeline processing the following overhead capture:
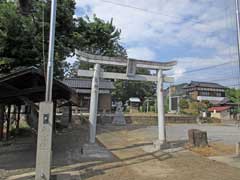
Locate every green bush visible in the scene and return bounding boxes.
[150,105,156,112]
[139,106,144,112]
[125,106,130,112]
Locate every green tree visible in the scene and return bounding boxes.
[74,15,126,57]
[226,88,240,114]
[179,99,189,111]
[65,15,127,77]
[0,0,76,78]
[112,69,156,102]
[225,88,240,103]
[179,99,209,115]
[67,15,155,102]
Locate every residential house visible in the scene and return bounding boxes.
[128,97,141,113]
[167,83,188,113]
[63,78,115,113]
[208,106,231,120]
[183,81,226,104]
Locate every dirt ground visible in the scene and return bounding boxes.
[1,122,240,180]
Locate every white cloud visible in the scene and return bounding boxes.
[75,0,235,50]
[127,47,156,60]
[74,0,239,85]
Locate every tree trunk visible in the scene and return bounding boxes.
[6,105,11,141]
[16,105,21,135]
[0,105,4,141]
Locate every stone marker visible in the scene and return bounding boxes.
[236,142,240,157]
[188,129,208,147]
[112,102,126,125]
[35,102,53,180]
[61,106,71,127]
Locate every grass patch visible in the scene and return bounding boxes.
[186,142,235,157]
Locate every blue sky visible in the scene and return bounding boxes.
[68,0,240,88]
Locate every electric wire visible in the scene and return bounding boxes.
[101,0,182,20]
[169,60,238,76]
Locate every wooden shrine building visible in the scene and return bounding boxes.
[0,66,79,141]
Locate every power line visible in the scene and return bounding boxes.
[202,76,240,82]
[170,60,238,76]
[100,0,182,20]
[100,0,230,24]
[226,83,240,87]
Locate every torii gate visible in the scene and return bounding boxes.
[77,51,177,146]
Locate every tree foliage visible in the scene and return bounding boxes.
[179,99,189,110]
[0,1,155,102]
[179,99,209,116]
[66,15,127,76]
[0,0,76,78]
[112,69,156,102]
[74,15,126,57]
[225,88,240,103]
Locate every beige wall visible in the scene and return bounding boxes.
[98,94,112,112]
[210,110,231,120]
[189,91,198,100]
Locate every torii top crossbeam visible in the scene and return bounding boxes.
[76,51,177,70]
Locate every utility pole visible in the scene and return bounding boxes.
[169,84,172,113]
[35,0,57,180]
[235,0,240,76]
[235,0,240,124]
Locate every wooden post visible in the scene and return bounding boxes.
[6,105,11,141]
[236,142,240,157]
[16,105,21,134]
[53,101,56,132]
[69,104,72,123]
[0,105,4,141]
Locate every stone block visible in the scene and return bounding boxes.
[188,129,208,147]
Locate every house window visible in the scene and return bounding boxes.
[200,91,209,96]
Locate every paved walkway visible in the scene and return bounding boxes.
[95,125,240,180]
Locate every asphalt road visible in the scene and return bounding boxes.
[142,124,240,145]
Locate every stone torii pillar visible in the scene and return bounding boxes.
[89,64,101,143]
[157,69,166,143]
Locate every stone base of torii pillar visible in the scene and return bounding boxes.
[142,140,175,153]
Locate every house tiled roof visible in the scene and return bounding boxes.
[208,106,231,112]
[63,78,115,90]
[184,81,225,89]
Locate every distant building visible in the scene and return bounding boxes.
[129,97,141,113]
[63,78,115,113]
[183,81,226,104]
[166,83,188,113]
[166,81,229,113]
[208,106,231,120]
